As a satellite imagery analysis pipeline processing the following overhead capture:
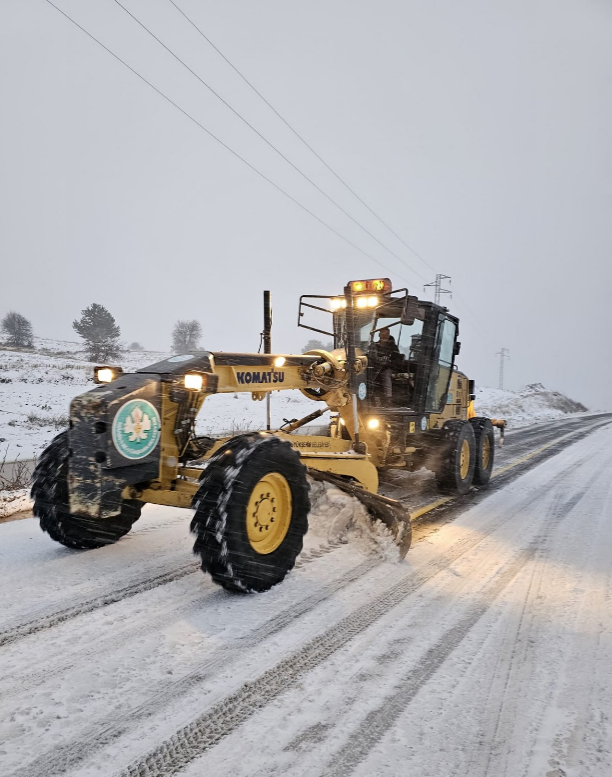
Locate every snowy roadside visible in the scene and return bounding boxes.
[0,489,32,520]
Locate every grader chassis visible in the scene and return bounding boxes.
[32,278,503,592]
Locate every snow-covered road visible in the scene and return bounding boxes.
[1,422,612,777]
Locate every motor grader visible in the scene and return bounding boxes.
[32,278,502,592]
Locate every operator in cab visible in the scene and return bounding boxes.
[370,327,400,404]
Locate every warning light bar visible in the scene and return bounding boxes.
[348,278,392,294]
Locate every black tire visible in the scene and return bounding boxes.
[434,421,476,495]
[469,417,495,486]
[191,433,310,593]
[31,431,142,549]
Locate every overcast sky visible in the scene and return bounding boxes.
[1,0,611,409]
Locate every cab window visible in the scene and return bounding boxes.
[426,317,457,411]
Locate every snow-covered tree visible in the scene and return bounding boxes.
[172,320,202,353]
[1,311,34,348]
[72,303,121,361]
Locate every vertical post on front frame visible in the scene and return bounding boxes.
[263,290,272,431]
[344,284,363,452]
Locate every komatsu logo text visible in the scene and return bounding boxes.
[236,371,285,385]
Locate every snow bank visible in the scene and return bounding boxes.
[474,383,588,428]
[0,489,32,519]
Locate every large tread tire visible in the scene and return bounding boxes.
[31,431,142,549]
[434,420,476,496]
[191,433,310,593]
[469,417,495,486]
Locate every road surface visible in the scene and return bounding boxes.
[1,415,611,777]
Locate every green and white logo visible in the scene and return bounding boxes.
[112,399,161,460]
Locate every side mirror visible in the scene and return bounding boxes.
[454,341,461,356]
[401,296,419,326]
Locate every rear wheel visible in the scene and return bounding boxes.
[469,417,495,486]
[31,431,142,549]
[434,421,476,495]
[191,433,310,593]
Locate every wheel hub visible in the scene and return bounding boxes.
[482,435,491,470]
[246,472,292,554]
[459,439,470,480]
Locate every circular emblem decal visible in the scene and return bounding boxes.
[421,416,427,431]
[358,382,367,401]
[112,399,161,460]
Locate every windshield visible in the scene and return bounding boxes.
[362,317,424,357]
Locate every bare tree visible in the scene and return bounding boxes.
[72,303,121,361]
[172,320,202,353]
[1,311,34,348]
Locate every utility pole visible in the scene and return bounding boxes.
[424,274,452,305]
[496,347,510,389]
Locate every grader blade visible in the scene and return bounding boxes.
[307,468,412,558]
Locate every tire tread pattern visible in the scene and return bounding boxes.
[31,431,141,549]
[191,433,310,593]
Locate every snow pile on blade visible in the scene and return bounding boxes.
[475,383,589,428]
[307,479,401,562]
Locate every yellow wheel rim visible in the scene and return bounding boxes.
[482,434,491,471]
[459,439,470,480]
[246,472,292,555]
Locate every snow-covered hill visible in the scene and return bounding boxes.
[0,338,590,464]
[474,383,588,428]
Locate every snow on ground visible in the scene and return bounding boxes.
[0,423,611,777]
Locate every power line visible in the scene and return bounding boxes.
[43,0,414,285]
[112,0,428,284]
[167,0,438,277]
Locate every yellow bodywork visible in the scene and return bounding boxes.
[121,349,490,510]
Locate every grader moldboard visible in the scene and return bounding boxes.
[32,279,504,593]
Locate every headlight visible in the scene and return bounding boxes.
[94,366,123,384]
[367,418,380,430]
[184,373,204,391]
[330,297,347,310]
[368,296,379,307]
[356,297,368,308]
[274,356,286,367]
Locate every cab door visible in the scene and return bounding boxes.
[424,315,459,414]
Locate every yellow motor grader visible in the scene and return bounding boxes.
[32,279,502,592]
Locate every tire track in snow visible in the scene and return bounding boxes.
[322,547,539,777]
[0,561,200,648]
[472,469,612,777]
[107,469,576,777]
[0,537,347,698]
[0,528,344,656]
[323,458,608,777]
[13,556,379,777]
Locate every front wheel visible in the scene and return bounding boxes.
[434,421,476,495]
[191,433,310,593]
[31,431,142,549]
